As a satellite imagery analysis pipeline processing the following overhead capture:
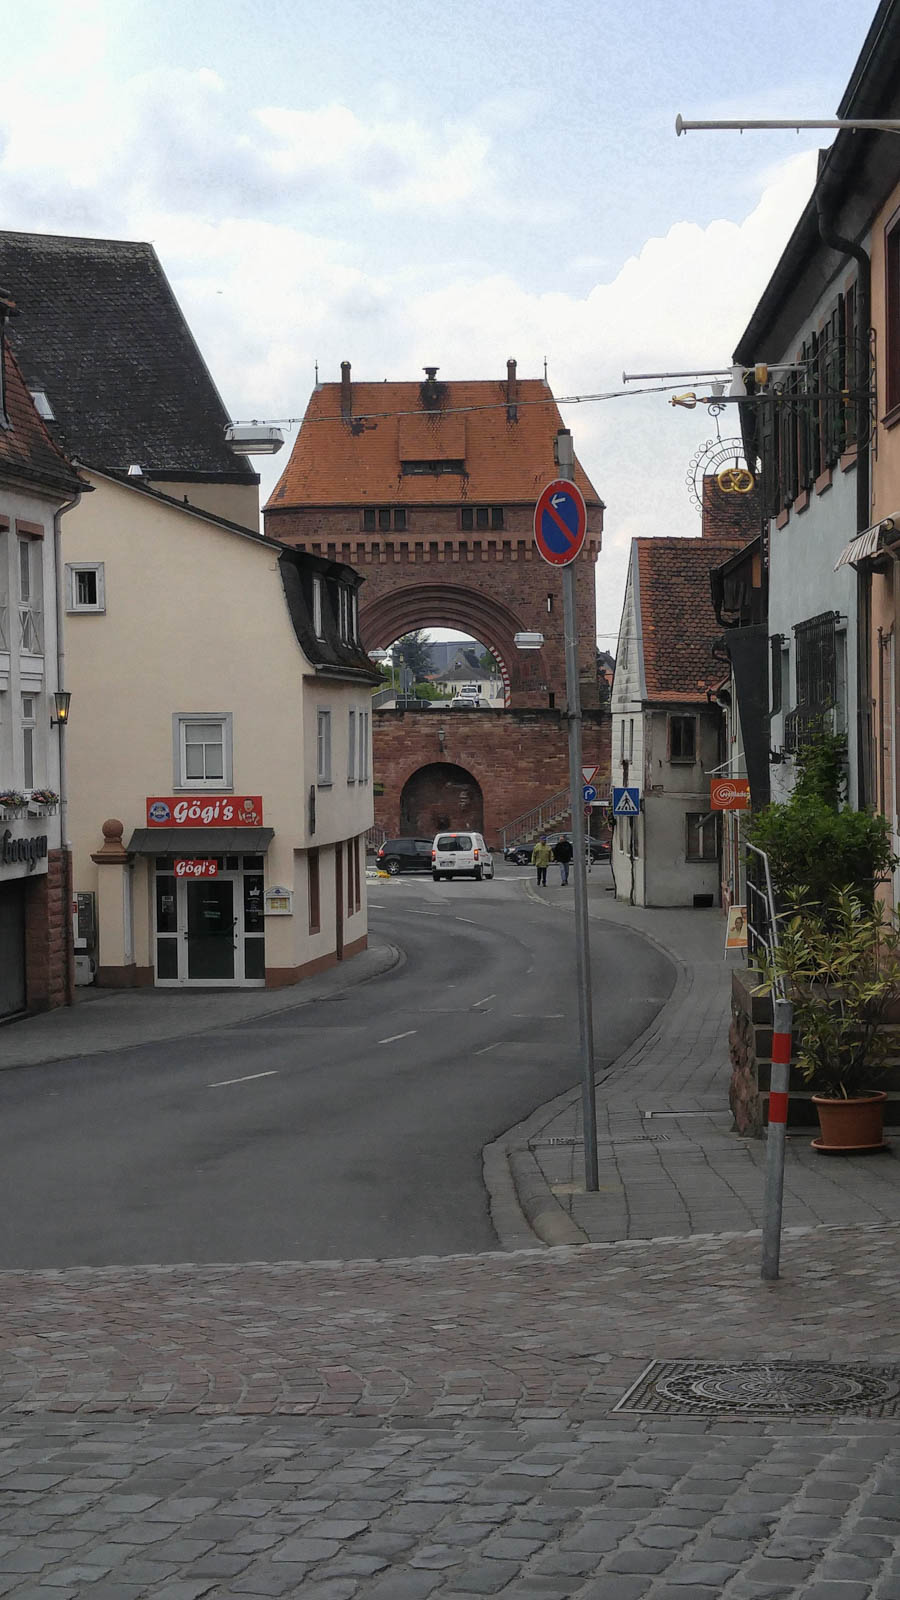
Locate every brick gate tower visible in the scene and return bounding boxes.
[265,362,610,842]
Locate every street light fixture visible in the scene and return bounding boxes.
[514,631,544,650]
[51,690,71,726]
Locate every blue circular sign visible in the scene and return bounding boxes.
[534,479,588,567]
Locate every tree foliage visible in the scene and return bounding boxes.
[394,630,433,682]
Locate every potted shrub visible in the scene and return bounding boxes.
[757,886,900,1152]
[0,789,27,818]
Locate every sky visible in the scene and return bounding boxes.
[1,0,878,650]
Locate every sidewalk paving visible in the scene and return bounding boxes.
[489,875,900,1249]
[0,937,401,1072]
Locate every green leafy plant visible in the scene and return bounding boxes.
[756,886,900,1097]
[749,733,895,907]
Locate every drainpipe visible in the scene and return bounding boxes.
[815,187,871,807]
[53,483,83,1006]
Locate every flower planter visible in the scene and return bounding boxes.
[0,806,27,821]
[811,1090,888,1153]
[28,805,58,818]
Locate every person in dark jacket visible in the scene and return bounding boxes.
[553,835,574,885]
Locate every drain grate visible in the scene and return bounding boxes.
[531,1134,670,1149]
[615,1360,900,1418]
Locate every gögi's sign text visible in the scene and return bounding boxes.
[146,796,264,827]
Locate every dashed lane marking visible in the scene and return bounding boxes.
[377,1029,418,1044]
[209,1070,279,1088]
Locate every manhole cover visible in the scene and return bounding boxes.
[615,1360,900,1417]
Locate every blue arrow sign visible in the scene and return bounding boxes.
[612,786,641,816]
[583,784,597,804]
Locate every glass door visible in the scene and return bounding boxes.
[186,878,235,980]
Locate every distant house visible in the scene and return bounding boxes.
[0,297,84,1018]
[0,230,380,990]
[611,479,754,906]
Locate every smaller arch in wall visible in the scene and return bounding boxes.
[400,763,484,838]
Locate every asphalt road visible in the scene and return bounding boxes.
[0,866,674,1268]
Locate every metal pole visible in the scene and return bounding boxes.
[557,429,599,1192]
[761,994,793,1281]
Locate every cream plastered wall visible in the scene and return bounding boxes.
[147,479,260,534]
[62,473,371,978]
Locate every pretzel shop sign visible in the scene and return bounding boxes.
[710,778,750,811]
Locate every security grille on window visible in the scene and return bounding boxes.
[686,811,719,863]
[66,563,105,613]
[668,715,696,763]
[317,708,332,785]
[795,611,838,711]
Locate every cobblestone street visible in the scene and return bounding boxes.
[3,1226,900,1596]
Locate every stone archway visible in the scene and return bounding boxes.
[360,583,545,707]
[400,763,484,837]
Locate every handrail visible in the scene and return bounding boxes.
[745,842,784,996]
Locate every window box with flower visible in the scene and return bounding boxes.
[0,789,29,819]
[28,788,59,817]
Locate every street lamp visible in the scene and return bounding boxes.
[51,690,71,726]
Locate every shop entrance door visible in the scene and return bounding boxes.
[0,881,27,1018]
[186,879,235,981]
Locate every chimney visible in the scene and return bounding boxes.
[506,357,518,422]
[421,366,441,410]
[340,360,352,422]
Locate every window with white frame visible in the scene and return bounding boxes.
[22,693,36,789]
[66,563,106,613]
[173,714,232,788]
[348,706,357,782]
[317,708,332,785]
[338,586,352,642]
[18,537,43,654]
[312,575,324,638]
[0,524,8,649]
[357,709,370,781]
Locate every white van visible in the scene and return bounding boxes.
[432,831,494,881]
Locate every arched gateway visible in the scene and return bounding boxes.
[265,362,610,839]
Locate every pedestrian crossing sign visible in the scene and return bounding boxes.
[612,786,641,816]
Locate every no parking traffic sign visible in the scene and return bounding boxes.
[534,479,587,566]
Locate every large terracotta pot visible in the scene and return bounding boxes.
[811,1090,887,1153]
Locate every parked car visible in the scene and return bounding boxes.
[504,834,610,866]
[376,837,435,875]
[432,831,494,881]
[450,695,480,708]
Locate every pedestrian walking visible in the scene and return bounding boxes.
[553,834,574,885]
[531,836,552,887]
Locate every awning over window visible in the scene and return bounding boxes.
[834,517,900,570]
[126,828,274,854]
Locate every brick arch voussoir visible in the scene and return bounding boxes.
[360,584,526,687]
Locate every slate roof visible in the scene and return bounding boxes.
[636,536,747,704]
[267,376,602,509]
[0,231,257,484]
[0,337,82,498]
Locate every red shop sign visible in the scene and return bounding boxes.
[710,778,750,811]
[174,859,219,878]
[146,795,264,827]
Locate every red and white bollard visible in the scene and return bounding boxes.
[761,995,793,1281]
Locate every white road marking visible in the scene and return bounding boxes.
[209,1070,278,1088]
[511,1013,564,1019]
[473,994,496,1008]
[455,917,479,925]
[475,1043,500,1055]
[378,1029,418,1044]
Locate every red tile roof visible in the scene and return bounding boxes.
[267,376,602,509]
[0,339,82,497]
[637,536,746,704]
